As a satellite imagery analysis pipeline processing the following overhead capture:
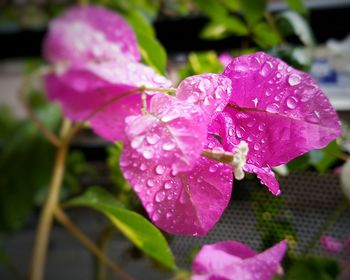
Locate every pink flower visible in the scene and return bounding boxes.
[120,75,233,235]
[43,5,172,141]
[219,52,234,67]
[213,52,341,195]
[320,235,343,253]
[192,240,287,280]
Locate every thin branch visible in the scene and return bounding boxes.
[18,66,61,147]
[54,207,133,280]
[29,121,71,280]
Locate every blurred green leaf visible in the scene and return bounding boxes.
[66,187,176,270]
[195,0,228,20]
[200,16,248,40]
[0,98,61,232]
[309,141,341,173]
[285,256,340,280]
[124,10,155,38]
[276,11,315,47]
[137,31,167,75]
[253,22,280,49]
[220,0,240,12]
[239,0,266,26]
[285,0,308,16]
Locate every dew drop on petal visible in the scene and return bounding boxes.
[131,136,144,149]
[254,143,260,151]
[152,211,160,221]
[155,165,165,175]
[142,149,154,159]
[164,181,173,189]
[146,134,160,145]
[288,74,301,86]
[286,96,298,109]
[145,203,154,212]
[266,103,279,113]
[134,183,142,193]
[140,163,147,171]
[147,179,155,187]
[162,142,176,151]
[155,191,166,202]
[209,164,218,173]
[258,123,266,131]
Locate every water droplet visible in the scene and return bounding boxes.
[286,96,298,109]
[147,179,155,187]
[266,103,279,113]
[134,183,142,192]
[258,123,266,131]
[277,63,284,71]
[142,149,154,159]
[252,97,259,107]
[146,203,154,212]
[146,134,160,145]
[123,171,132,179]
[260,61,273,77]
[209,164,218,173]
[265,90,272,97]
[162,142,176,151]
[236,128,242,138]
[161,110,180,122]
[261,137,267,144]
[288,74,301,86]
[179,192,188,204]
[306,112,320,124]
[155,191,166,202]
[152,211,160,221]
[166,212,173,219]
[164,181,173,189]
[119,158,130,167]
[131,136,144,149]
[228,127,234,136]
[254,143,260,151]
[155,165,165,175]
[140,163,147,171]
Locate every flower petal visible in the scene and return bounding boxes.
[222,52,341,167]
[125,94,208,174]
[244,164,280,195]
[192,240,287,280]
[176,74,232,119]
[43,5,140,64]
[45,61,171,141]
[120,136,233,235]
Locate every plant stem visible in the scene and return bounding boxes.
[54,207,133,280]
[19,66,61,147]
[29,121,71,280]
[302,199,349,255]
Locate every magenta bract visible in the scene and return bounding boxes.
[176,73,232,119]
[213,52,342,194]
[43,5,140,64]
[192,240,287,280]
[45,60,171,141]
[120,135,233,235]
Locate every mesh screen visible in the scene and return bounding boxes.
[169,171,350,268]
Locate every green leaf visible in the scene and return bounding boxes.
[66,187,176,270]
[200,15,248,40]
[124,10,155,38]
[195,0,228,20]
[276,11,315,47]
[308,141,341,173]
[239,0,266,26]
[137,32,167,75]
[285,0,308,16]
[285,256,340,280]
[253,22,281,49]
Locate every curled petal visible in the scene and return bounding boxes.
[43,5,140,64]
[176,74,232,119]
[45,61,171,141]
[320,236,343,253]
[222,52,341,167]
[192,240,287,280]
[125,94,208,174]
[120,137,233,235]
[244,164,280,195]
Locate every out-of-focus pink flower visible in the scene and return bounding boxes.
[344,235,350,251]
[43,5,140,64]
[219,52,234,67]
[320,235,343,253]
[213,52,341,195]
[43,5,172,141]
[192,240,287,280]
